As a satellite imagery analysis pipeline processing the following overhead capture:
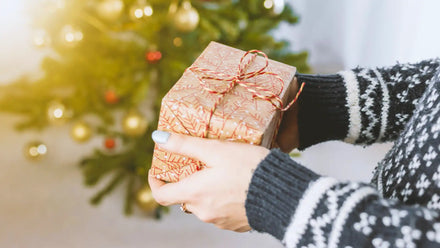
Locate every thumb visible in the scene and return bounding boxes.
[152,130,222,165]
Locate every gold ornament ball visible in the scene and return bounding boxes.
[136,186,158,212]
[122,111,148,136]
[263,0,285,15]
[129,0,153,20]
[24,141,48,161]
[71,122,92,143]
[173,1,199,32]
[97,0,124,21]
[47,101,68,124]
[60,25,83,47]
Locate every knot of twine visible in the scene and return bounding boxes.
[187,49,305,112]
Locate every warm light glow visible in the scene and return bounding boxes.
[272,0,285,14]
[126,117,140,128]
[111,0,124,10]
[47,101,67,123]
[44,0,65,12]
[71,122,92,142]
[263,0,284,14]
[29,147,39,157]
[134,8,143,19]
[61,25,83,45]
[74,127,86,137]
[144,6,153,16]
[34,37,45,46]
[75,32,84,41]
[263,0,274,9]
[37,144,47,154]
[33,29,51,47]
[139,190,153,202]
[98,0,124,20]
[182,1,192,10]
[53,108,64,118]
[65,33,75,43]
[168,1,178,15]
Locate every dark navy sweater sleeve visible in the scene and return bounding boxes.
[246,61,440,247]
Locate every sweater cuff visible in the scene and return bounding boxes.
[296,73,350,149]
[245,149,320,240]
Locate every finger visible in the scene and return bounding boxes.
[148,172,190,206]
[152,130,224,163]
[148,170,166,188]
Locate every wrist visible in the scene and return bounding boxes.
[245,149,320,239]
[296,73,349,149]
[276,78,300,152]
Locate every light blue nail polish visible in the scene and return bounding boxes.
[152,130,170,144]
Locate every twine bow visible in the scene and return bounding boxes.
[187,49,305,112]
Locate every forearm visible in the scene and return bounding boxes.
[245,149,440,247]
[297,58,440,149]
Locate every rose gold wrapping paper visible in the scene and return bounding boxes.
[151,42,296,182]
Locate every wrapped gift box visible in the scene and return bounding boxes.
[151,42,297,182]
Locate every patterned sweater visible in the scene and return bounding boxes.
[245,59,440,247]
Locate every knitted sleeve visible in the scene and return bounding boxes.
[296,59,440,149]
[245,149,440,248]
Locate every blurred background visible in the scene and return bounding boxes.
[1,0,440,247]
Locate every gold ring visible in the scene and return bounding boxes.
[180,203,192,214]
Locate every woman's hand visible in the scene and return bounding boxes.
[276,77,300,152]
[149,131,269,232]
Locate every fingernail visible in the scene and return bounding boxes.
[152,130,170,144]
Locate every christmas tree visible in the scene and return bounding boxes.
[0,0,309,217]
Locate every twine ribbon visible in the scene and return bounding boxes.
[187,49,305,112]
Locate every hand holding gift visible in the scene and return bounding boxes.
[150,42,304,182]
[149,42,304,232]
[149,131,269,232]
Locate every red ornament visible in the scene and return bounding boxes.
[145,51,162,63]
[105,90,119,104]
[104,138,116,149]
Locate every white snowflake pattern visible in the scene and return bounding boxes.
[401,183,414,201]
[422,146,437,167]
[428,194,440,209]
[426,88,439,109]
[396,113,410,126]
[421,208,439,221]
[427,223,440,243]
[408,154,421,176]
[420,65,433,75]
[390,72,403,82]
[396,90,409,103]
[395,226,422,248]
[415,174,431,196]
[354,212,377,235]
[382,210,408,227]
[416,128,429,147]
[372,238,390,248]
